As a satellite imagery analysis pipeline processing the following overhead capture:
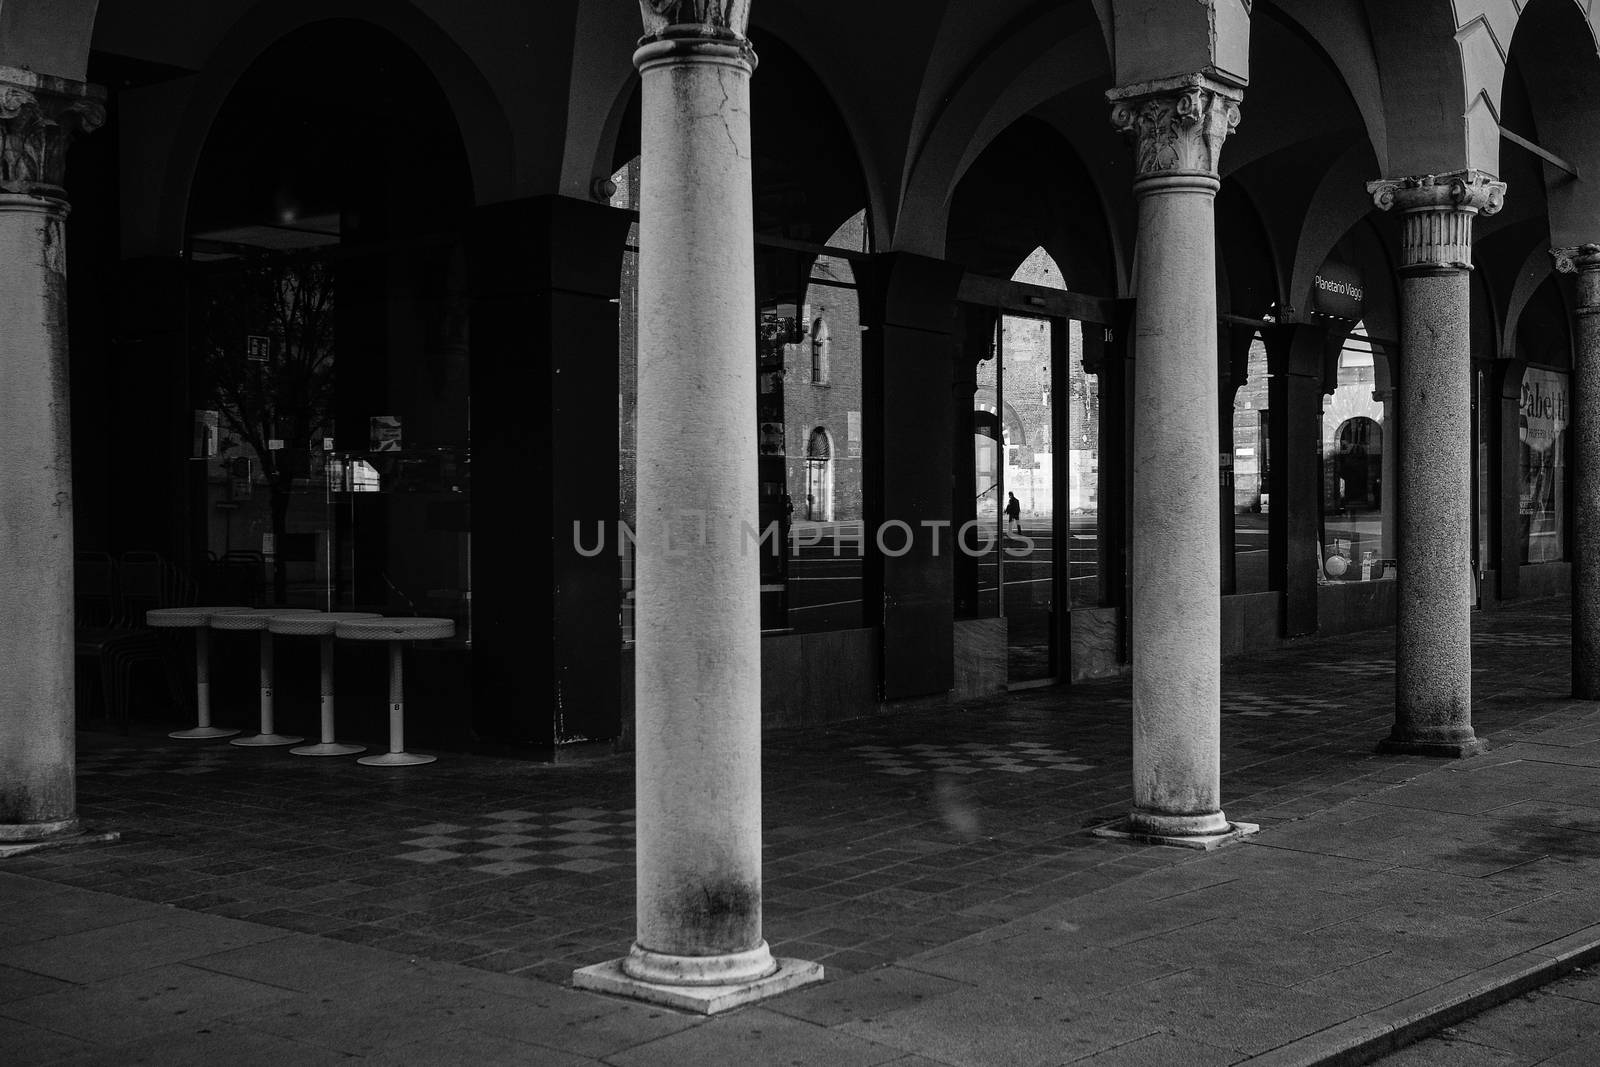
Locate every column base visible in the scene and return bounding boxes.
[1375,736,1490,758]
[1092,818,1260,851]
[573,953,824,1015]
[0,820,120,858]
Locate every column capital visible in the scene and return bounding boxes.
[635,1,756,72]
[1107,73,1243,180]
[1366,171,1506,272]
[0,67,105,200]
[1552,244,1600,312]
[638,0,751,42]
[1551,243,1600,274]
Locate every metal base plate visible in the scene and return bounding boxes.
[230,733,305,747]
[169,726,240,740]
[290,742,366,757]
[357,751,436,767]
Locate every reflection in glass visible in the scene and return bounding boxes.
[995,313,1055,682]
[1231,336,1270,593]
[612,161,868,639]
[1321,323,1394,582]
[1520,366,1568,563]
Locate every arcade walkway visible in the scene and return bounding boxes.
[7,596,1600,1065]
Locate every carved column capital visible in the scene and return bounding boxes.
[0,67,105,201]
[635,0,756,71]
[1107,73,1243,181]
[638,0,750,41]
[1366,171,1506,272]
[1552,244,1600,312]
[1552,243,1600,275]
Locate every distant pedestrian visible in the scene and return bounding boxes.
[1005,491,1022,534]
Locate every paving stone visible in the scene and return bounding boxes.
[607,1007,904,1067]
[766,966,968,1027]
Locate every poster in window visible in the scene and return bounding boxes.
[1520,367,1568,563]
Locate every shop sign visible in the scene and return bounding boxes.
[1312,262,1364,320]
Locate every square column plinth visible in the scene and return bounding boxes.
[573,956,824,1015]
[1092,819,1260,851]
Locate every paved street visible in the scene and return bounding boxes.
[6,595,1600,1064]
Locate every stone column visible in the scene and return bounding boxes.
[1367,172,1503,756]
[573,0,820,1013]
[0,70,105,848]
[1553,244,1600,698]
[1105,74,1246,844]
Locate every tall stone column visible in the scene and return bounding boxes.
[1104,74,1249,845]
[573,1,820,1013]
[0,70,106,849]
[1553,244,1600,698]
[1367,172,1503,756]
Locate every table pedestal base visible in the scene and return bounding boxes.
[291,741,365,757]
[357,751,436,767]
[231,733,304,747]
[170,726,239,740]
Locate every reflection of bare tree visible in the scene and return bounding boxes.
[197,256,334,601]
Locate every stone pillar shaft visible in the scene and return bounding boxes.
[0,69,103,842]
[1368,171,1503,756]
[629,24,771,983]
[1553,245,1600,698]
[1109,74,1241,837]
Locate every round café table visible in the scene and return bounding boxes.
[146,606,253,739]
[334,616,455,767]
[209,607,317,747]
[267,611,380,757]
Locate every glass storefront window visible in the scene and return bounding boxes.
[1231,335,1270,593]
[1320,322,1394,583]
[1520,366,1569,563]
[614,157,867,639]
[780,216,867,634]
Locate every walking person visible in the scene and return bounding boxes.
[1005,491,1022,535]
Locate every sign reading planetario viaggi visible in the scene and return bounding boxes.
[1312,262,1364,321]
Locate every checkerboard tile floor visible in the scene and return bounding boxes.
[1222,692,1353,718]
[396,807,635,876]
[77,746,233,777]
[851,741,1094,776]
[1308,659,1396,677]
[1474,632,1564,649]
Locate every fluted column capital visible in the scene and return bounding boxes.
[0,67,105,201]
[1366,171,1506,273]
[1107,73,1243,182]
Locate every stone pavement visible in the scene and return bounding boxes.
[6,596,1600,1064]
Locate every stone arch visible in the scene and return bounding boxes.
[1505,0,1600,245]
[1365,0,1512,175]
[559,0,640,202]
[1501,245,1564,361]
[1287,142,1387,320]
[126,0,513,256]
[745,7,894,250]
[0,0,99,78]
[894,4,1112,258]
